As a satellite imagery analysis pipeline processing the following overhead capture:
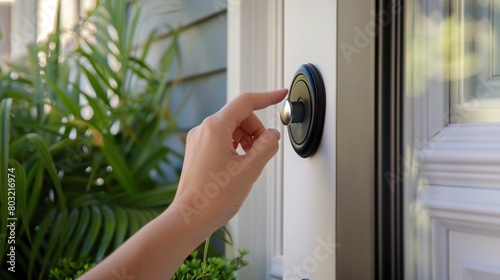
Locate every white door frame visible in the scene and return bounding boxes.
[227,1,405,279]
[226,1,285,279]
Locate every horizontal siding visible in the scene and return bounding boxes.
[133,0,227,45]
[146,14,227,80]
[169,72,227,129]
[129,1,228,136]
[138,0,228,184]
[161,72,227,182]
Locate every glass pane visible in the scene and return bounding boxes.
[463,0,500,101]
[493,1,500,77]
[455,0,500,123]
[407,0,500,123]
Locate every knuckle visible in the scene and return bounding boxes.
[201,115,218,127]
[186,126,198,139]
[240,92,253,100]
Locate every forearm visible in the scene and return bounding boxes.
[79,203,214,279]
[79,89,286,279]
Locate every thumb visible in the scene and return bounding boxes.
[243,128,281,168]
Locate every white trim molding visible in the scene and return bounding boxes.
[418,185,500,280]
[226,0,284,279]
[419,124,500,190]
[410,124,500,280]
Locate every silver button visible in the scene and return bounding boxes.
[280,99,305,125]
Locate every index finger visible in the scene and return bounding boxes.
[219,89,288,130]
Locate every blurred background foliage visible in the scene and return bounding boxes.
[0,0,187,278]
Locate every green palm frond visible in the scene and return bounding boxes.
[0,0,184,278]
[0,98,12,261]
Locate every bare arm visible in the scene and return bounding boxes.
[79,89,288,279]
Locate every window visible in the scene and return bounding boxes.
[0,0,96,60]
[1,0,37,59]
[38,0,96,44]
[449,0,500,123]
[409,0,500,125]
[38,0,74,43]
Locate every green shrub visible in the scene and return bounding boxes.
[49,258,95,280]
[172,250,249,280]
[47,250,248,280]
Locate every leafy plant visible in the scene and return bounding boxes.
[49,258,95,280]
[0,0,184,278]
[172,238,248,280]
[46,246,248,280]
[172,250,249,280]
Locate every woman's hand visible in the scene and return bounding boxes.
[172,88,288,231]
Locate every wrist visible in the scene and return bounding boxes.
[166,200,218,238]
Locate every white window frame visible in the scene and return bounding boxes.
[226,0,284,279]
[7,0,91,59]
[405,1,500,279]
